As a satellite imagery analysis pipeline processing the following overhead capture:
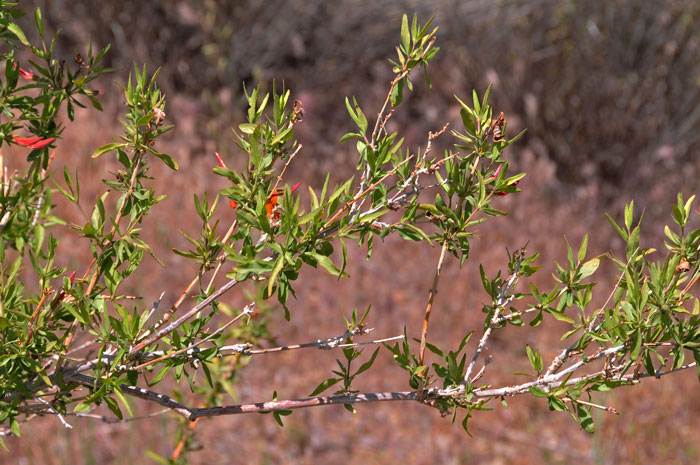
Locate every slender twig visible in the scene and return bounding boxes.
[383,126,454,210]
[65,372,193,420]
[35,396,72,429]
[60,153,146,360]
[248,333,402,355]
[322,37,437,231]
[141,218,240,346]
[270,144,302,194]
[131,303,255,370]
[491,306,541,325]
[678,266,700,302]
[30,151,54,229]
[463,252,523,384]
[545,255,632,377]
[26,288,52,344]
[144,291,165,329]
[77,329,400,371]
[128,277,239,356]
[321,155,414,231]
[565,397,619,415]
[419,240,449,367]
[189,391,418,419]
[9,348,697,422]
[204,220,239,293]
[369,37,436,145]
[66,408,171,423]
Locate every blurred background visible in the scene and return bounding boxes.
[6,0,700,464]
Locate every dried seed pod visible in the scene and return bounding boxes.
[676,258,690,273]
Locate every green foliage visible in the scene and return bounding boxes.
[0,5,698,460]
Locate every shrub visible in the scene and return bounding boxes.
[1,4,699,463]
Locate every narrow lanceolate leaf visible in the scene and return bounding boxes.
[577,234,588,262]
[304,252,349,278]
[400,14,410,51]
[355,348,380,376]
[268,255,285,296]
[147,147,179,170]
[6,23,29,45]
[92,142,127,158]
[310,377,341,396]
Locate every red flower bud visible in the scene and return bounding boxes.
[265,183,301,219]
[14,62,35,80]
[214,151,227,168]
[214,152,237,208]
[27,138,55,149]
[12,136,43,146]
[489,164,519,196]
[12,136,56,149]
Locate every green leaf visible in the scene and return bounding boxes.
[525,345,543,373]
[239,123,256,134]
[148,147,179,170]
[340,132,362,143]
[355,348,380,376]
[345,97,359,127]
[310,377,341,396]
[73,401,92,413]
[358,208,388,224]
[304,252,349,278]
[579,258,600,280]
[343,97,367,133]
[664,225,681,246]
[92,142,127,158]
[548,309,575,324]
[574,403,594,433]
[547,396,567,412]
[425,342,445,358]
[577,234,588,262]
[9,418,20,437]
[390,79,404,107]
[7,22,29,45]
[624,200,634,231]
[589,379,633,391]
[145,450,168,464]
[630,330,642,361]
[34,8,44,37]
[268,255,285,296]
[105,396,123,420]
[605,213,628,241]
[683,194,696,221]
[400,14,410,51]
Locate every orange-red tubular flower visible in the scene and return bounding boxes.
[489,164,519,196]
[214,152,238,209]
[214,153,301,216]
[27,138,55,149]
[265,182,301,219]
[13,62,35,80]
[12,136,43,146]
[214,152,226,169]
[18,67,34,80]
[12,136,55,149]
